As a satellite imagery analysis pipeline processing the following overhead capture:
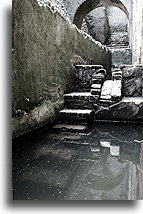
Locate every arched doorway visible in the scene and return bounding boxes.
[73,0,131,67]
[73,0,129,29]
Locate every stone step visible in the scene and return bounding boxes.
[100,80,113,101]
[52,124,88,132]
[111,80,122,101]
[64,92,98,109]
[75,65,104,92]
[75,65,103,70]
[59,109,94,124]
[100,79,122,103]
[112,69,122,80]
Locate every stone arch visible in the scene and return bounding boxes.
[73,0,129,29]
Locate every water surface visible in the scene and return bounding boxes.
[12,122,143,200]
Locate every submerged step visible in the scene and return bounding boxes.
[59,109,93,124]
[52,124,88,132]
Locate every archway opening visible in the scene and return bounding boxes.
[73,0,130,48]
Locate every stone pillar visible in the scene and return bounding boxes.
[132,0,143,64]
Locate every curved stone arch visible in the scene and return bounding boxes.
[73,0,129,29]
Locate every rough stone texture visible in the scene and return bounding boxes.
[120,65,143,97]
[110,48,132,68]
[95,97,143,122]
[12,0,111,137]
[64,0,131,47]
[59,109,94,124]
[111,80,122,101]
[85,7,110,44]
[12,100,63,138]
[64,92,98,110]
[37,0,69,19]
[100,80,113,101]
[106,5,129,47]
[74,65,106,92]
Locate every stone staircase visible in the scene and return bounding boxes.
[56,65,123,127]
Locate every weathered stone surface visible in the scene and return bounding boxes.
[59,109,94,124]
[112,69,122,80]
[110,48,132,68]
[96,68,107,76]
[91,89,100,96]
[106,5,129,48]
[95,97,143,121]
[64,92,98,109]
[12,100,63,138]
[100,80,113,101]
[111,80,122,101]
[12,0,111,137]
[75,65,105,92]
[92,73,105,80]
[85,7,110,44]
[92,78,103,84]
[120,65,143,97]
[52,124,88,132]
[91,84,102,90]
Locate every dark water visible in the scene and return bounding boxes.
[12,123,143,200]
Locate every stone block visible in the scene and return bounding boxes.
[112,74,122,81]
[52,124,88,132]
[64,92,94,109]
[91,84,102,89]
[112,69,122,80]
[96,68,107,76]
[100,80,113,101]
[92,78,103,84]
[91,89,100,95]
[111,80,122,101]
[59,109,94,124]
[92,73,105,80]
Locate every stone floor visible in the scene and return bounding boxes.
[12,122,143,200]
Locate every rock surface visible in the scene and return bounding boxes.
[95,97,143,121]
[120,65,143,97]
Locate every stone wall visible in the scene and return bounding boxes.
[12,0,111,137]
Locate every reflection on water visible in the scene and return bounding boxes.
[12,123,143,200]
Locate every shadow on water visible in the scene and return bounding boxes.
[12,122,143,201]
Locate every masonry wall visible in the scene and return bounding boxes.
[12,0,111,137]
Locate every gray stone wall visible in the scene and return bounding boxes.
[12,0,111,137]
